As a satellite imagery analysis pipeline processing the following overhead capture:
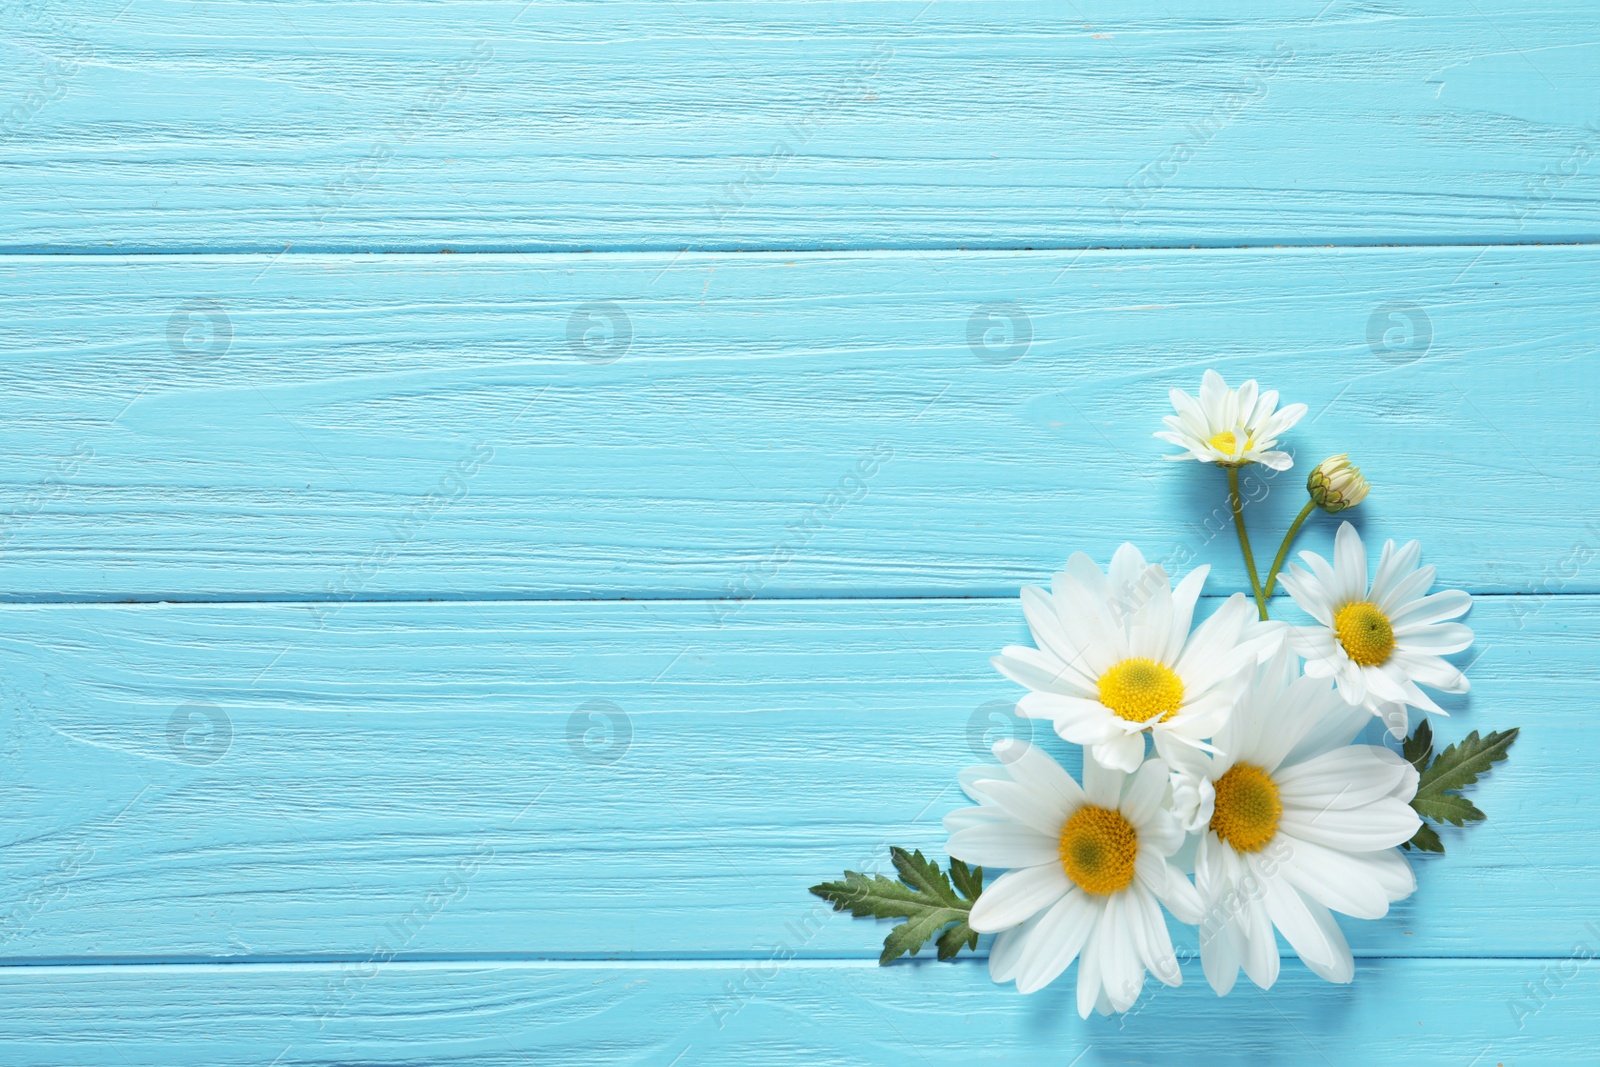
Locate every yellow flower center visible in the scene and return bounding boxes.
[1059,805,1139,896]
[1333,600,1395,666]
[1208,429,1253,454]
[1209,763,1282,853]
[1097,657,1184,724]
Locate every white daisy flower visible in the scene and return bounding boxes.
[1165,646,1422,995]
[944,741,1203,1015]
[1155,369,1308,469]
[992,544,1271,773]
[1277,521,1472,732]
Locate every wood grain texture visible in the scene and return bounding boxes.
[2,246,1597,602]
[6,0,1597,1056]
[0,595,1577,962]
[0,958,1591,1066]
[4,1,1600,252]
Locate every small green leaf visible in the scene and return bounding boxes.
[1402,719,1433,771]
[1417,792,1485,827]
[1402,724,1518,854]
[1404,823,1444,853]
[810,847,984,965]
[934,918,979,961]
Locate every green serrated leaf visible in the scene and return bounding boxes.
[1416,791,1485,827]
[1415,728,1518,800]
[1405,822,1444,853]
[948,857,983,902]
[810,847,984,965]
[1403,725,1518,850]
[1402,719,1434,771]
[935,919,980,961]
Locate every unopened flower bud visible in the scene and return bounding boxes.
[1307,454,1369,513]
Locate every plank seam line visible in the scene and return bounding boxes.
[0,955,1571,974]
[6,239,1600,261]
[0,591,1583,609]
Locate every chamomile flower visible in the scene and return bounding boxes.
[1155,369,1308,469]
[944,741,1202,1015]
[1277,522,1472,729]
[992,544,1270,773]
[1165,646,1422,995]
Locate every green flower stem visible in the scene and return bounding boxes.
[1263,500,1317,602]
[1227,466,1268,620]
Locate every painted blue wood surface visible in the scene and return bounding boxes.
[3,1,1600,252]
[0,595,1584,963]
[1,248,1596,602]
[1,1,1595,1064]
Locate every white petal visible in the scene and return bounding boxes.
[1378,564,1437,615]
[1019,692,1116,745]
[1084,748,1136,807]
[1368,538,1422,609]
[1389,651,1469,694]
[1262,876,1352,982]
[1015,890,1099,996]
[970,863,1071,933]
[1393,622,1473,656]
[1358,846,1418,902]
[992,646,1087,697]
[1258,449,1295,471]
[1294,896,1355,984]
[1175,593,1254,694]
[1200,908,1244,996]
[1127,566,1175,661]
[1238,889,1280,990]
[942,806,1012,833]
[957,762,1011,801]
[1277,834,1411,919]
[1053,574,1125,677]
[1389,589,1471,629]
[1071,915,1105,1016]
[1273,838,1388,921]
[1275,746,1411,812]
[947,821,1060,869]
[1137,848,1204,924]
[1092,730,1147,775]
[1127,886,1182,988]
[988,911,1042,983]
[1333,522,1368,606]
[1278,797,1421,852]
[1098,896,1147,1012]
[1020,586,1095,687]
[1165,565,1210,663]
[1273,401,1308,433]
[1108,543,1150,615]
[1261,874,1340,971]
[971,778,1070,837]
[1276,567,1333,626]
[1363,664,1411,704]
[1063,551,1112,604]
[1119,758,1170,826]
[990,739,1087,813]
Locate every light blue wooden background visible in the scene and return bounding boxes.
[2,2,1597,1063]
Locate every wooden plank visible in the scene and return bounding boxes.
[0,958,1591,1065]
[2,246,1597,602]
[3,2,1600,252]
[0,594,1577,961]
